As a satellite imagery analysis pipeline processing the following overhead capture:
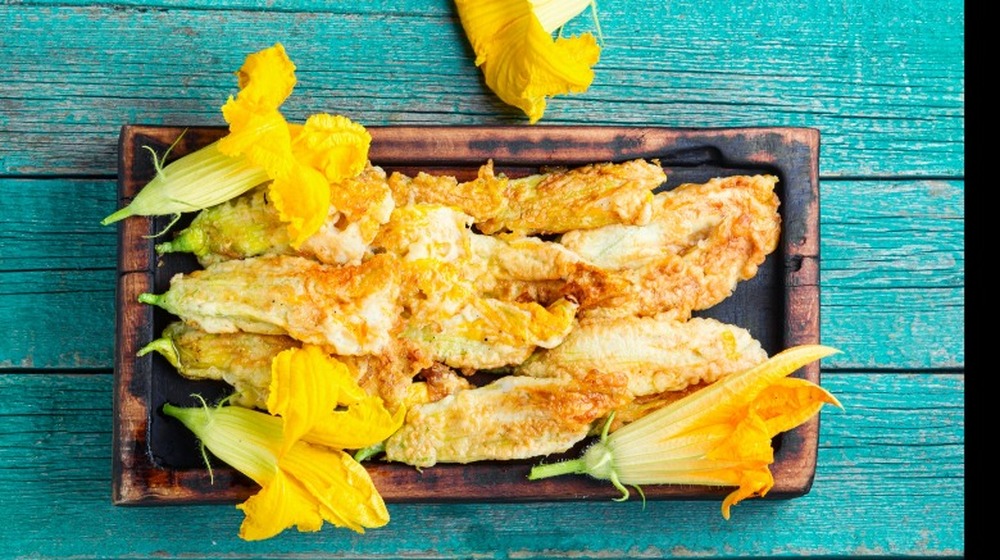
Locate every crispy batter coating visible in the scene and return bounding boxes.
[479,159,662,235]
[148,165,784,468]
[383,372,630,467]
[560,175,782,319]
[517,315,768,398]
[297,164,395,265]
[388,163,507,224]
[143,321,300,409]
[152,253,402,355]
[375,202,613,304]
[400,259,579,371]
[388,159,663,236]
[142,322,438,412]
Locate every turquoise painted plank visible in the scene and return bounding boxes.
[1,1,964,177]
[0,178,117,270]
[822,180,965,289]
[822,285,964,369]
[0,178,964,370]
[0,268,116,368]
[0,372,964,557]
[820,179,965,369]
[9,0,449,12]
[0,178,118,368]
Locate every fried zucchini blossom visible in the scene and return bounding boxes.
[528,345,843,519]
[101,43,371,247]
[163,345,404,541]
[454,0,602,123]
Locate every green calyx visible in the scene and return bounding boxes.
[527,411,636,502]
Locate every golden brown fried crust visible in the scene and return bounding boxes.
[160,322,300,409]
[479,159,662,235]
[345,336,435,413]
[155,167,780,468]
[517,315,768,399]
[389,159,663,236]
[159,253,403,355]
[418,363,475,402]
[387,162,506,223]
[383,372,630,467]
[560,175,782,319]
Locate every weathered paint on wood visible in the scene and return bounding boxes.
[0,372,965,558]
[0,1,964,177]
[0,0,965,556]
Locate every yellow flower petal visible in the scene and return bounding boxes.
[304,395,406,450]
[217,96,295,178]
[530,345,842,518]
[455,0,600,123]
[291,113,372,183]
[216,43,298,177]
[753,376,844,436]
[268,345,346,453]
[721,468,774,520]
[165,399,391,540]
[268,164,331,247]
[270,345,395,451]
[281,443,390,533]
[237,469,323,541]
[233,43,297,110]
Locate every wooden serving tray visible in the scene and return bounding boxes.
[112,125,821,505]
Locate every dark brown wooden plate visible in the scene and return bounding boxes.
[112,125,821,505]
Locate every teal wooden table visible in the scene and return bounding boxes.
[0,1,964,557]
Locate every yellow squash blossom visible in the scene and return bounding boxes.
[101,43,371,248]
[528,345,844,519]
[217,45,372,247]
[455,0,601,123]
[163,344,403,541]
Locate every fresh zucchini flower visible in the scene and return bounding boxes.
[101,43,372,247]
[218,46,372,247]
[455,0,602,123]
[163,345,403,540]
[528,345,844,519]
[270,115,372,247]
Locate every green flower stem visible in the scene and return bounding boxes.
[137,293,163,306]
[353,442,386,463]
[527,458,588,480]
[138,292,163,305]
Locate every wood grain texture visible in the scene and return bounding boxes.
[0,372,964,558]
[0,178,119,369]
[0,1,964,177]
[0,1,965,556]
[0,177,964,371]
